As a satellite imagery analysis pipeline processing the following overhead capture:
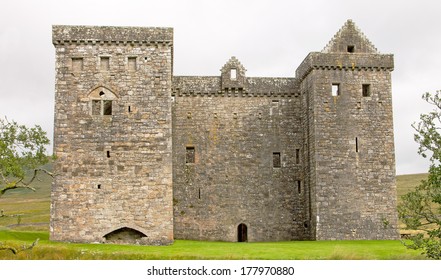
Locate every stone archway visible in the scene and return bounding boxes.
[103,227,147,244]
[237,223,248,242]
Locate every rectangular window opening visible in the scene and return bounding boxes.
[128,57,137,71]
[186,147,195,164]
[230,69,237,80]
[362,84,371,97]
[297,180,302,194]
[331,84,340,96]
[106,151,111,158]
[347,45,355,53]
[198,188,201,199]
[72,57,83,72]
[273,152,281,168]
[92,100,101,115]
[103,100,112,115]
[100,57,110,71]
[295,149,300,164]
[355,137,359,153]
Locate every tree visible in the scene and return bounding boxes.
[0,117,52,254]
[398,91,441,259]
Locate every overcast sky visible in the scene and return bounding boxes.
[1,0,440,175]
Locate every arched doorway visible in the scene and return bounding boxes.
[237,223,248,242]
[103,227,147,244]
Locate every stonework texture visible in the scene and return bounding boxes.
[51,20,399,244]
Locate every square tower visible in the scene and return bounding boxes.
[51,26,174,244]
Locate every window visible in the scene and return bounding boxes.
[128,57,137,71]
[295,149,300,164]
[355,137,359,153]
[72,57,83,72]
[296,180,302,194]
[331,84,340,96]
[186,147,195,164]
[100,57,110,71]
[362,84,371,97]
[89,87,117,116]
[347,45,355,53]
[230,69,237,80]
[273,152,281,168]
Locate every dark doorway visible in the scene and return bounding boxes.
[238,223,248,242]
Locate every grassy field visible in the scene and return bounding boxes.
[0,170,429,260]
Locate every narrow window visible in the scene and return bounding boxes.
[273,152,281,168]
[331,84,340,96]
[362,84,371,97]
[72,57,83,72]
[295,149,300,164]
[198,188,201,199]
[355,137,359,153]
[103,100,112,115]
[97,184,101,189]
[128,105,131,113]
[106,151,111,158]
[100,57,110,71]
[230,68,237,80]
[297,180,302,194]
[128,57,137,71]
[92,100,101,115]
[186,147,195,164]
[347,45,355,53]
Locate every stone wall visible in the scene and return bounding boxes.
[172,75,307,242]
[51,26,174,245]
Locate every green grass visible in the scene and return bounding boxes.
[0,230,425,260]
[0,170,430,259]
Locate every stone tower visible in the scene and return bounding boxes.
[296,20,399,240]
[51,26,174,245]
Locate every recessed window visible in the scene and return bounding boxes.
[128,57,137,71]
[362,84,371,97]
[92,100,113,116]
[186,147,195,164]
[273,152,281,168]
[296,180,302,194]
[355,137,359,153]
[72,57,83,72]
[331,84,340,96]
[295,149,300,164]
[347,45,355,53]
[230,69,237,80]
[100,57,110,71]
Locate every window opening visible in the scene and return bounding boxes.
[297,180,302,194]
[186,147,195,164]
[273,152,281,168]
[355,137,359,153]
[106,151,111,158]
[238,223,248,242]
[362,84,371,97]
[230,69,237,80]
[198,188,201,199]
[100,57,110,71]
[347,45,355,53]
[128,106,131,113]
[72,57,83,72]
[331,84,340,96]
[128,57,137,71]
[295,149,300,164]
[103,100,112,115]
[97,184,101,189]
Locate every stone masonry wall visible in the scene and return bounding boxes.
[51,26,174,245]
[172,76,308,241]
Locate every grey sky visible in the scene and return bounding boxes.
[1,0,440,175]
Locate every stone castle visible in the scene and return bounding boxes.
[51,20,399,244]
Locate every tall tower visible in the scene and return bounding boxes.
[297,20,399,240]
[51,26,174,244]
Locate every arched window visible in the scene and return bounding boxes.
[88,86,118,116]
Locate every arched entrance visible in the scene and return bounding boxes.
[103,227,147,244]
[237,223,248,242]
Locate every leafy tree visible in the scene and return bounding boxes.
[0,117,52,254]
[398,91,441,259]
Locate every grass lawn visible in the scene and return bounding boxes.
[0,170,429,260]
[0,230,426,260]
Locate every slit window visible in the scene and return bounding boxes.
[362,84,371,97]
[296,180,302,194]
[332,84,340,96]
[273,152,281,168]
[355,137,359,153]
[186,147,195,164]
[295,149,300,164]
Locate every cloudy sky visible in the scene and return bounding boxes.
[1,0,440,175]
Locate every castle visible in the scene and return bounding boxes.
[50,20,399,244]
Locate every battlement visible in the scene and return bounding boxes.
[52,25,173,45]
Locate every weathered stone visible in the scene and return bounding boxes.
[51,20,399,245]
